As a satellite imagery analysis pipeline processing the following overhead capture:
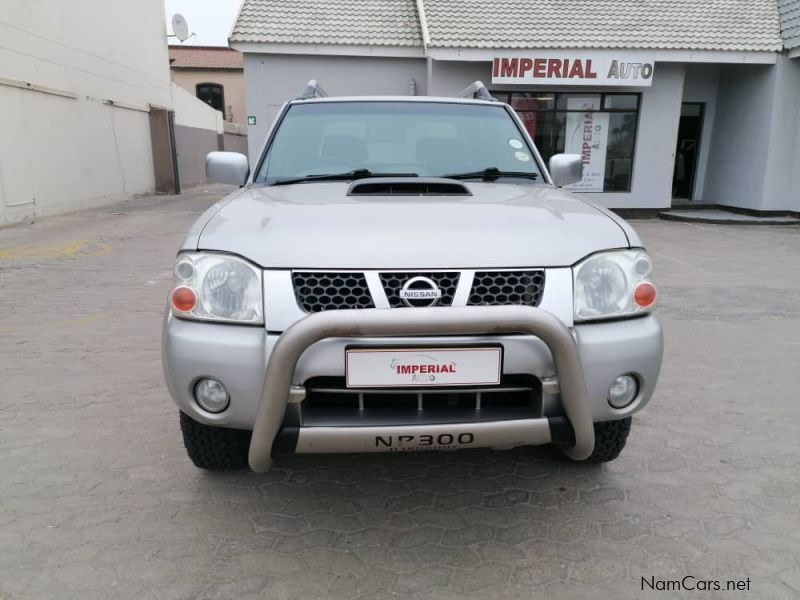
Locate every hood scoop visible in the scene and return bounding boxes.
[347,177,471,197]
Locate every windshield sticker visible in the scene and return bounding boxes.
[508,138,524,149]
[514,151,530,162]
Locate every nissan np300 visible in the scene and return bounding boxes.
[162,81,663,472]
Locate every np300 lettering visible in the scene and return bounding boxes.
[375,433,475,448]
[162,79,663,474]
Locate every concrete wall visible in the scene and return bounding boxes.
[223,133,249,155]
[761,56,800,212]
[702,58,800,212]
[171,83,225,188]
[0,0,172,225]
[703,64,776,210]
[428,60,488,96]
[243,54,428,160]
[682,64,721,201]
[171,69,247,128]
[792,60,800,213]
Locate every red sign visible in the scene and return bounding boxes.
[494,58,599,80]
[492,52,655,87]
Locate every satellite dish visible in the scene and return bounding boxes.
[171,14,190,42]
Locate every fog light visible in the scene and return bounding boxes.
[608,375,638,408]
[195,378,229,413]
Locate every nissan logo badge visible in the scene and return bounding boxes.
[399,276,442,308]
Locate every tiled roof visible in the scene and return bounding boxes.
[168,46,243,70]
[229,0,422,47]
[779,0,800,49]
[229,0,785,53]
[423,0,783,52]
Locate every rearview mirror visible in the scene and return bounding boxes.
[206,151,249,186]
[548,154,583,187]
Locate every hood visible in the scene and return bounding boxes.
[196,182,630,269]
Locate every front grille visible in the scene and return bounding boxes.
[380,272,460,308]
[301,375,543,426]
[291,270,547,313]
[468,270,545,307]
[292,272,375,313]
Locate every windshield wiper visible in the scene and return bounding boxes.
[270,169,418,186]
[442,167,539,182]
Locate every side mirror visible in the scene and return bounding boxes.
[548,154,583,187]
[206,151,249,186]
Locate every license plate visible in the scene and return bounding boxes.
[345,346,502,388]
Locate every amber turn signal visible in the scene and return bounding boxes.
[171,287,197,312]
[634,282,657,307]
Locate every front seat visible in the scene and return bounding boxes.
[415,137,467,175]
[319,134,367,166]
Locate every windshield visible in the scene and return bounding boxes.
[255,101,542,184]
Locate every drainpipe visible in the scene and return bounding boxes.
[426,56,433,95]
[415,0,432,94]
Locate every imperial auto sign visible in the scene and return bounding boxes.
[492,51,655,87]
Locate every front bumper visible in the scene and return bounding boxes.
[162,308,662,472]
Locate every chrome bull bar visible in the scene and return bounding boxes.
[248,306,594,472]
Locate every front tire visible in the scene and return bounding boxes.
[570,417,632,463]
[179,412,251,470]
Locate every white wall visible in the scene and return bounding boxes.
[792,62,800,213]
[428,60,488,96]
[171,69,248,128]
[0,0,172,225]
[702,58,800,212]
[172,83,224,132]
[761,55,800,211]
[703,64,776,210]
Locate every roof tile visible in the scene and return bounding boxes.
[229,0,784,53]
[230,0,422,47]
[423,0,783,52]
[779,0,800,49]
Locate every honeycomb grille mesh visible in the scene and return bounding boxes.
[380,272,460,308]
[292,272,374,313]
[468,271,545,307]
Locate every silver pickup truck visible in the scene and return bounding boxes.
[162,81,663,473]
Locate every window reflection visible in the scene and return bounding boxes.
[497,92,640,192]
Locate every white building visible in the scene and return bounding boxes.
[231,0,800,215]
[0,1,236,226]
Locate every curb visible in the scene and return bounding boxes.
[659,212,800,226]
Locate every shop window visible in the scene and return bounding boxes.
[196,83,225,113]
[499,91,640,192]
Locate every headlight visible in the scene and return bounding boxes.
[169,253,263,324]
[573,249,657,321]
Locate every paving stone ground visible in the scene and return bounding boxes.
[1,189,799,599]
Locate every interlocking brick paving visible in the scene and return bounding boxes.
[2,190,799,599]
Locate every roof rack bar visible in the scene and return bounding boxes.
[457,81,497,102]
[299,79,328,100]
